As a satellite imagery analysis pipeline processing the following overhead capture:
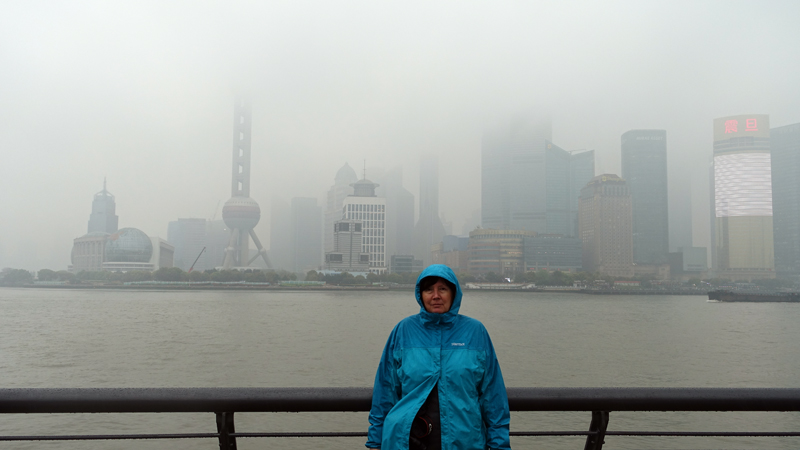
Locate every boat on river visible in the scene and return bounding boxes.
[708,290,800,302]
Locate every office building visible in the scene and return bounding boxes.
[711,114,774,280]
[468,228,536,276]
[342,178,387,273]
[568,150,596,236]
[324,163,358,253]
[167,218,207,271]
[546,143,595,237]
[482,118,551,231]
[325,219,370,272]
[269,198,293,271]
[291,197,323,273]
[579,174,633,277]
[669,246,708,281]
[621,130,669,265]
[770,122,800,280]
[481,119,594,236]
[375,166,415,260]
[431,235,470,273]
[414,156,447,265]
[204,220,231,270]
[523,234,582,272]
[390,255,423,274]
[70,232,109,272]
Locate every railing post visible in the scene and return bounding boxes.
[583,410,609,450]
[216,411,237,450]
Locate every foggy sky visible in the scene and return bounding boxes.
[2,0,799,270]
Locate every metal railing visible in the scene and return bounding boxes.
[1,387,800,449]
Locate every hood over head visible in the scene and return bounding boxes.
[415,264,463,324]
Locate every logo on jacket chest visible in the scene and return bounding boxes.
[450,342,465,346]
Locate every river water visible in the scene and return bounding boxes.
[1,288,799,449]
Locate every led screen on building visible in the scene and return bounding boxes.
[713,114,772,219]
[714,153,773,217]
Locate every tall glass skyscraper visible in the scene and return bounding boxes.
[711,114,774,280]
[546,143,595,237]
[482,118,551,231]
[770,122,800,280]
[621,130,669,265]
[414,155,446,265]
[481,119,594,237]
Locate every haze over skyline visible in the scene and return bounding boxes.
[2,1,799,270]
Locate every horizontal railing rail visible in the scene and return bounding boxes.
[1,387,800,449]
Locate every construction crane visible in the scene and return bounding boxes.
[187,247,206,273]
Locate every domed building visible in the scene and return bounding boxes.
[69,182,174,273]
[101,228,174,272]
[102,228,153,271]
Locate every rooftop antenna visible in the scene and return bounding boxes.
[363,159,366,179]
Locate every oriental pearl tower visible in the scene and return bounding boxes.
[221,98,272,269]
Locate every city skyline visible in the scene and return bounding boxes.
[2,2,799,270]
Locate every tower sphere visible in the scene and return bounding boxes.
[222,196,261,230]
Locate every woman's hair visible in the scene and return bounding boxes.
[419,276,456,294]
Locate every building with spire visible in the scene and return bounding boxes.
[87,179,118,234]
[71,181,173,272]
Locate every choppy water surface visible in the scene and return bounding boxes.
[1,288,799,449]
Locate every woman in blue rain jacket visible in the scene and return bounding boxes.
[367,264,511,450]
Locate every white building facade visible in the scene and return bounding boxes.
[342,179,387,273]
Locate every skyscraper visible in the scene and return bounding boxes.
[482,118,551,231]
[414,155,446,265]
[569,150,596,237]
[87,179,118,234]
[481,119,593,236]
[324,219,370,272]
[770,122,800,280]
[579,174,633,277]
[167,218,207,271]
[324,163,358,253]
[711,114,774,280]
[621,129,669,265]
[291,197,323,273]
[342,178,387,272]
[545,143,595,237]
[375,166,415,260]
[269,198,292,271]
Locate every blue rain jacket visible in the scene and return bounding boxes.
[367,265,511,450]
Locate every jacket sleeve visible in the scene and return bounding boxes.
[478,328,511,450]
[366,325,402,448]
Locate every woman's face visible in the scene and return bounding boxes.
[421,279,453,314]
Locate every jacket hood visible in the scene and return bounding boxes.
[415,264,463,324]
